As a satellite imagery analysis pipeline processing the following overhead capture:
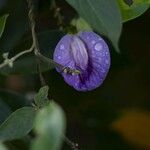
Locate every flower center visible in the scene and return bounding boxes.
[71,36,88,70]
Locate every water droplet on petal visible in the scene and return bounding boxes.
[60,44,65,50]
[75,83,78,86]
[87,36,90,39]
[101,68,105,73]
[105,51,108,55]
[94,43,103,51]
[98,37,103,41]
[92,40,96,44]
[105,59,109,64]
[58,56,61,59]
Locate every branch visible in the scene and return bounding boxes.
[27,0,40,52]
[0,44,34,69]
[35,51,80,75]
[27,0,80,76]
[0,0,81,77]
[64,136,79,150]
[27,0,46,86]
[27,1,81,150]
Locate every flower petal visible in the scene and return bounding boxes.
[53,31,110,91]
[71,36,88,70]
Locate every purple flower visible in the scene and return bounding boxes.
[53,31,110,91]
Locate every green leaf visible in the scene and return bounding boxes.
[71,17,92,31]
[0,30,65,75]
[0,99,11,124]
[34,86,50,108]
[31,101,66,150]
[118,0,150,22]
[65,0,122,52]
[0,89,29,111]
[0,90,29,124]
[0,0,28,51]
[0,14,9,38]
[0,54,50,75]
[0,107,36,141]
[0,143,8,150]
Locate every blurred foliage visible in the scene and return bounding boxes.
[0,14,8,38]
[31,101,66,150]
[0,0,150,150]
[118,0,150,22]
[0,142,8,150]
[71,17,92,32]
[112,109,150,149]
[34,86,49,108]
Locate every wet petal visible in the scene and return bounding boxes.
[71,36,88,70]
[53,31,110,91]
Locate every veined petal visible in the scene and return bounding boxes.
[71,36,88,70]
[53,31,110,91]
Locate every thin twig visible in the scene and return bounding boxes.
[0,1,80,75]
[35,51,80,75]
[64,136,80,150]
[27,0,46,86]
[50,0,64,30]
[27,1,81,150]
[27,0,39,52]
[0,44,34,69]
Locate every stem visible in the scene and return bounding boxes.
[27,0,80,76]
[27,0,39,52]
[64,136,79,150]
[0,0,80,75]
[27,1,81,150]
[35,51,80,75]
[27,0,46,86]
[0,44,34,69]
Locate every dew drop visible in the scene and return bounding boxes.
[101,68,105,73]
[94,43,103,51]
[92,40,96,44]
[60,44,65,50]
[98,37,103,41]
[58,56,61,59]
[87,36,90,39]
[75,83,78,86]
[105,59,109,64]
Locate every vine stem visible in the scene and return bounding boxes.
[64,136,80,150]
[0,44,34,69]
[27,1,80,149]
[27,0,46,86]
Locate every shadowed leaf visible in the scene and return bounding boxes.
[0,107,36,141]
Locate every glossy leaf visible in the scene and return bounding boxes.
[118,0,150,22]
[65,0,122,52]
[0,14,8,38]
[34,86,50,108]
[0,107,36,141]
[31,101,66,150]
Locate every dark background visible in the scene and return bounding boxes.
[0,0,150,150]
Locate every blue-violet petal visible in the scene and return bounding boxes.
[53,31,110,91]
